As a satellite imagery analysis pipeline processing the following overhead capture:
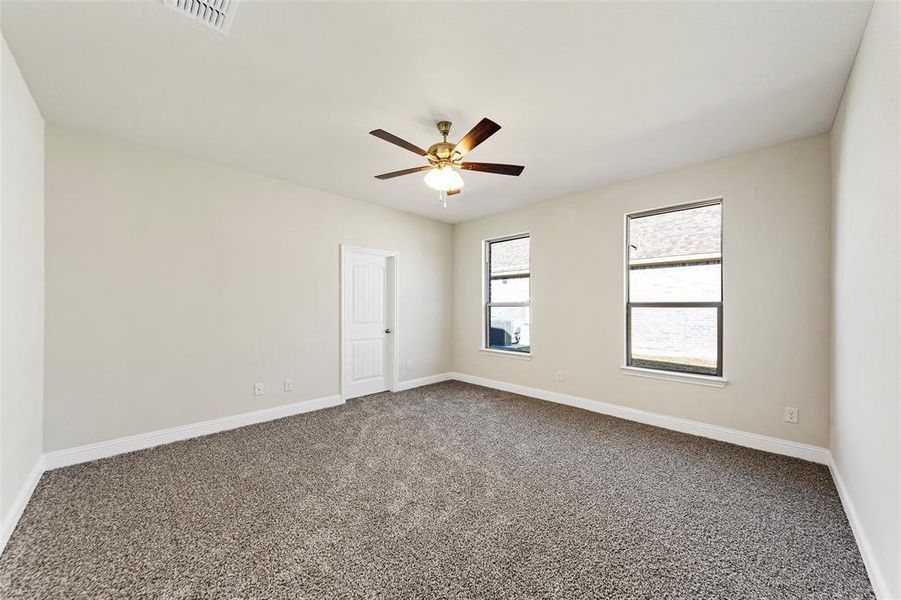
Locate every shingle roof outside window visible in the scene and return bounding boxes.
[490,236,530,277]
[630,204,721,262]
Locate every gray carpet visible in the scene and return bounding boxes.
[0,381,873,599]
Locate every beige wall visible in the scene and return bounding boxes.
[44,125,453,451]
[830,1,900,596]
[453,134,832,447]
[45,128,835,453]
[0,36,44,520]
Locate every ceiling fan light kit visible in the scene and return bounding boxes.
[370,118,525,209]
[424,165,463,190]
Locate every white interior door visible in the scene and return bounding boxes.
[342,247,395,399]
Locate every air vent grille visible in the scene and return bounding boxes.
[163,0,238,34]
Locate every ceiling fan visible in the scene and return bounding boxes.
[370,118,525,209]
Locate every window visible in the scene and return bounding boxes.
[485,234,530,354]
[626,200,722,376]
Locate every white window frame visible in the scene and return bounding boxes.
[482,232,532,358]
[622,198,726,385]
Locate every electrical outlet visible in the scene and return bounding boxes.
[405,360,412,371]
[784,407,799,424]
[284,379,295,392]
[254,382,264,397]
[555,370,564,382]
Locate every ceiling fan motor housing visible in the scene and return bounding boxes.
[427,142,460,165]
[429,121,460,165]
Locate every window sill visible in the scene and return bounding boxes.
[620,366,727,388]
[479,348,532,360]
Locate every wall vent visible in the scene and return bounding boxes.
[163,0,239,34]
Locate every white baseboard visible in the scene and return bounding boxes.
[450,372,831,465]
[828,456,892,599]
[1,456,45,555]
[44,394,344,471]
[394,372,454,392]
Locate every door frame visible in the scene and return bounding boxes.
[340,244,399,400]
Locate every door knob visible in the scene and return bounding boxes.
[385,328,392,334]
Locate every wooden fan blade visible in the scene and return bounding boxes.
[453,118,501,157]
[460,162,525,176]
[374,165,432,180]
[369,129,428,156]
[447,188,462,196]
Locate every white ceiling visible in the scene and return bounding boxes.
[1,1,872,223]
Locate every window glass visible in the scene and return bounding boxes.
[629,203,721,261]
[490,237,530,277]
[486,235,530,354]
[488,306,530,353]
[490,277,529,303]
[629,263,720,302]
[627,202,722,376]
[630,306,718,375]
